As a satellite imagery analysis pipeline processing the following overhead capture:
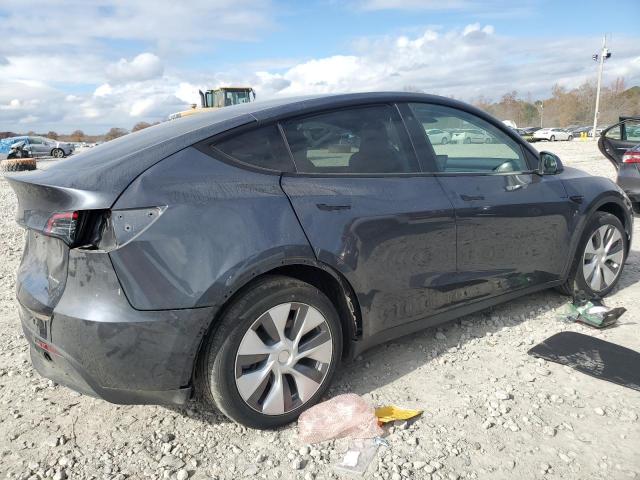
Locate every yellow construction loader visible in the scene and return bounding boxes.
[168,87,256,120]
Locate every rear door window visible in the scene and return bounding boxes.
[281,105,418,174]
[212,124,294,172]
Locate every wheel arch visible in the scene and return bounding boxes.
[190,259,363,387]
[561,192,633,283]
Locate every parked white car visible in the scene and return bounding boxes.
[533,128,573,142]
[425,128,451,144]
[450,129,494,144]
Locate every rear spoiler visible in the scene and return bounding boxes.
[5,175,113,233]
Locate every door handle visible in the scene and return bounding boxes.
[316,203,351,211]
[460,194,485,201]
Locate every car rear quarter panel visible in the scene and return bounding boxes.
[110,147,316,311]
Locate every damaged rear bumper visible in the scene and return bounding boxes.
[18,250,216,406]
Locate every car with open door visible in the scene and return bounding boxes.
[6,92,633,429]
[599,116,640,214]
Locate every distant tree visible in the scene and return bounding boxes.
[104,127,128,141]
[70,130,85,142]
[47,131,58,140]
[131,121,151,132]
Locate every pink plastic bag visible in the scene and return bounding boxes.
[298,394,383,444]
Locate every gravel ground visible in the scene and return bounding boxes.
[1,140,638,480]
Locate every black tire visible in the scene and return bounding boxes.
[464,137,471,144]
[441,137,449,145]
[568,135,573,141]
[195,275,343,429]
[549,135,555,142]
[557,212,627,297]
[52,148,64,158]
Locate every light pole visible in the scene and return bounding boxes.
[592,35,612,139]
[535,100,544,128]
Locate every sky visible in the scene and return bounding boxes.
[0,0,639,134]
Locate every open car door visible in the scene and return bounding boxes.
[598,117,640,168]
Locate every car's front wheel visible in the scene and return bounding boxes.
[558,212,627,296]
[441,137,449,144]
[195,275,342,428]
[51,148,64,158]
[549,135,555,142]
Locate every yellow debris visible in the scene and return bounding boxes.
[375,406,423,424]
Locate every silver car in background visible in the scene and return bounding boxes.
[27,136,74,158]
[425,128,451,144]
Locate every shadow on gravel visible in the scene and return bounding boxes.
[330,289,570,397]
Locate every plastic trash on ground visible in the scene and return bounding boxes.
[334,438,386,476]
[298,394,383,444]
[562,293,626,329]
[375,405,423,424]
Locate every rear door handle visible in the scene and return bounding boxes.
[316,203,351,211]
[460,194,485,201]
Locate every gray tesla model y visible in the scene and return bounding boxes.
[7,93,634,428]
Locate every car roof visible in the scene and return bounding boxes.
[12,91,533,204]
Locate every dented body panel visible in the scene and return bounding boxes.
[110,147,315,310]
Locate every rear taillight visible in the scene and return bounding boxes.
[42,210,109,247]
[44,211,79,245]
[623,151,640,164]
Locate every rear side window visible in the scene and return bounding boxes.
[281,105,418,174]
[212,124,294,172]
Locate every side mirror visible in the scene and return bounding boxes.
[539,151,564,175]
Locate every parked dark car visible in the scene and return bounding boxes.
[7,93,634,428]
[599,116,640,214]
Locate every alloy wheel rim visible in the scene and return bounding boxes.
[582,224,624,292]
[234,302,333,415]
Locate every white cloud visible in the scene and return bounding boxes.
[0,11,639,134]
[107,53,164,83]
[249,27,640,104]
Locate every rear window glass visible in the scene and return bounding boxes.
[212,125,294,172]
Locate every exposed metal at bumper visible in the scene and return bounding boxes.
[20,249,215,405]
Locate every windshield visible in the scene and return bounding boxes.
[224,90,251,106]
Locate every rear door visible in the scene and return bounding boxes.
[599,118,640,167]
[280,104,458,336]
[404,102,574,301]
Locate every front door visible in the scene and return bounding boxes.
[404,102,574,301]
[279,104,458,337]
[600,118,640,166]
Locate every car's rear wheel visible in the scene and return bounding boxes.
[549,135,555,142]
[441,137,449,144]
[52,148,64,158]
[195,275,342,428]
[558,212,627,297]
[568,135,573,141]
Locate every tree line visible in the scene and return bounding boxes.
[0,121,158,142]
[472,78,639,128]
